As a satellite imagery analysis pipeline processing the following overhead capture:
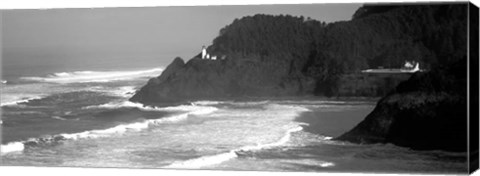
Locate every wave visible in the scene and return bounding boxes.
[1,78,138,107]
[0,96,44,107]
[20,67,163,83]
[82,101,149,110]
[1,80,7,84]
[279,100,373,106]
[163,151,238,169]
[240,126,304,151]
[163,125,310,169]
[229,100,271,106]
[1,82,88,107]
[0,142,25,154]
[71,103,218,140]
[108,86,137,98]
[191,100,274,106]
[83,101,218,115]
[0,114,188,155]
[85,86,137,98]
[1,103,218,155]
[191,101,225,106]
[51,116,68,121]
[163,124,337,169]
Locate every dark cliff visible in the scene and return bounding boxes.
[130,4,467,104]
[336,58,467,152]
[130,55,311,104]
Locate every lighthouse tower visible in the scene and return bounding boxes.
[201,46,207,59]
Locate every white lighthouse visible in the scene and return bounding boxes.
[201,46,207,59]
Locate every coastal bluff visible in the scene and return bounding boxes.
[336,58,467,152]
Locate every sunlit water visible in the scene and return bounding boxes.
[0,68,468,174]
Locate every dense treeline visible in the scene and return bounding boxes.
[210,14,326,60]
[206,4,467,96]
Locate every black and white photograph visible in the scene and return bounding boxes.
[1,0,479,175]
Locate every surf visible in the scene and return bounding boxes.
[0,142,25,154]
[20,67,164,83]
[0,96,44,107]
[163,124,335,169]
[0,102,219,155]
[60,103,218,141]
[161,104,317,169]
[83,100,219,115]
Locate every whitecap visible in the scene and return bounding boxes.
[82,101,144,110]
[0,83,67,107]
[164,151,238,169]
[160,103,322,169]
[21,67,163,83]
[191,101,226,106]
[163,125,305,169]
[240,126,304,151]
[111,86,137,98]
[0,96,44,107]
[1,103,219,155]
[83,101,219,115]
[63,103,218,140]
[51,116,68,121]
[86,86,137,98]
[61,114,195,140]
[1,142,25,154]
[162,122,337,169]
[319,162,335,167]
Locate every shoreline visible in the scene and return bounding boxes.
[294,103,375,138]
[137,95,381,107]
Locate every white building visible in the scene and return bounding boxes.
[201,46,207,59]
[361,60,422,73]
[201,46,220,60]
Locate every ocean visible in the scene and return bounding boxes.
[0,61,467,173]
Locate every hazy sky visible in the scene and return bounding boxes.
[2,4,362,69]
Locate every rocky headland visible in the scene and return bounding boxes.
[336,58,467,152]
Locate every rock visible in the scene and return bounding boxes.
[335,58,467,152]
[129,56,313,105]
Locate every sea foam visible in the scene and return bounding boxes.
[51,116,68,121]
[0,142,25,154]
[1,102,218,155]
[161,103,326,169]
[83,101,218,115]
[65,103,218,140]
[163,125,305,169]
[21,67,163,83]
[163,124,337,169]
[0,96,44,107]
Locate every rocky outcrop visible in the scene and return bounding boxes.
[129,56,313,104]
[336,58,467,152]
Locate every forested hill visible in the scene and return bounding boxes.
[209,4,466,73]
[130,4,468,104]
